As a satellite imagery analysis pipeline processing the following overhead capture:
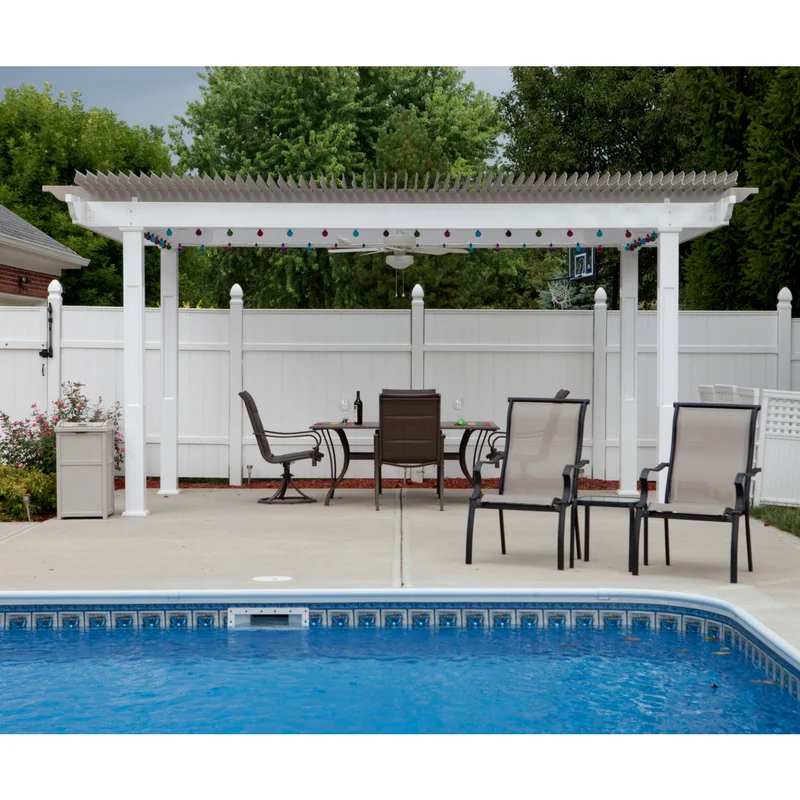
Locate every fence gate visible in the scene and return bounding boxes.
[0,306,49,422]
[754,389,800,507]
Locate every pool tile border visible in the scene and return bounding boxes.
[2,593,799,705]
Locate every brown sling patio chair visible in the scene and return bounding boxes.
[466,397,590,570]
[239,390,324,504]
[374,390,444,510]
[632,402,761,583]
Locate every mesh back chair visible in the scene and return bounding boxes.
[466,397,590,570]
[374,390,444,510]
[632,402,760,583]
[239,390,324,504]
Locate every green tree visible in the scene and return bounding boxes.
[499,67,694,308]
[500,67,693,176]
[743,67,800,312]
[171,67,505,309]
[679,67,777,309]
[0,83,172,305]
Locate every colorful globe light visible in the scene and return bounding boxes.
[286,229,293,237]
[177,244,184,253]
[505,230,512,237]
[597,245,603,253]
[475,230,482,237]
[322,230,328,237]
[226,243,232,252]
[413,230,420,238]
[195,228,202,236]
[444,230,451,238]
[353,230,359,237]
[383,230,390,237]
[625,230,632,238]
[166,228,173,237]
[567,230,573,237]
[596,230,603,237]
[199,245,205,254]
[280,244,287,253]
[227,229,233,237]
[494,244,500,252]
[257,229,263,237]
[535,230,542,237]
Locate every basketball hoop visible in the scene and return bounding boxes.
[547,277,572,309]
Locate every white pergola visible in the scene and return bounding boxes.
[45,170,756,516]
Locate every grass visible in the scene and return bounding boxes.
[752,505,800,538]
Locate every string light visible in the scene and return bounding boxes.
[475,230,482,237]
[494,244,500,252]
[444,230,451,238]
[322,229,329,237]
[257,229,263,237]
[166,228,173,237]
[280,244,287,252]
[505,230,512,237]
[195,228,202,236]
[287,229,294,237]
[535,230,542,237]
[548,243,554,252]
[596,230,603,237]
[227,229,233,237]
[307,243,313,252]
[413,230,420,238]
[254,244,260,254]
[177,244,184,253]
[353,230,360,237]
[199,245,205,254]
[226,243,232,252]
[625,230,632,238]
[383,230,390,237]
[567,230,573,238]
[468,244,474,253]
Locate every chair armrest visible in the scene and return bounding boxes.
[637,462,669,507]
[470,462,489,500]
[558,460,588,504]
[265,429,323,447]
[734,468,761,513]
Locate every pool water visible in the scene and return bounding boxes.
[1,628,798,734]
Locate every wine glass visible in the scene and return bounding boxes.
[339,397,350,423]
[453,396,464,425]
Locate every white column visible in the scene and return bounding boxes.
[591,287,607,480]
[46,279,63,408]
[158,248,180,495]
[618,247,639,496]
[777,287,793,391]
[411,284,424,389]
[121,229,149,516]
[656,230,681,502]
[228,284,244,486]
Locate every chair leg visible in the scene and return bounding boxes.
[258,462,316,504]
[556,506,566,571]
[568,505,575,569]
[631,508,643,576]
[573,504,582,562]
[438,461,443,511]
[466,500,477,564]
[643,516,649,566]
[499,510,506,555]
[730,514,740,584]
[583,504,591,562]
[374,459,380,511]
[745,510,753,572]
[664,519,670,566]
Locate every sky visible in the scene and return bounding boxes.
[0,66,514,137]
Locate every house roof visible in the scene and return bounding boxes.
[0,203,89,266]
[57,169,742,204]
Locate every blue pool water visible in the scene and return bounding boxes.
[1,628,798,734]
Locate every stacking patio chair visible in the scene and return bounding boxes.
[632,402,760,583]
[465,397,590,570]
[239,390,324,504]
[374,390,444,510]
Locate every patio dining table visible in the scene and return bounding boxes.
[310,420,499,506]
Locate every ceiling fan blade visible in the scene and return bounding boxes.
[414,247,470,255]
[329,247,385,254]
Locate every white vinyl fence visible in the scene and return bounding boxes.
[1,285,797,483]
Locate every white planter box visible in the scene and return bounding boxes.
[56,421,115,519]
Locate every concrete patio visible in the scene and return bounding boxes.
[2,486,800,648]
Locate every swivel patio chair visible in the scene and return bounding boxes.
[374,390,444,510]
[632,402,760,583]
[239,390,324,504]
[465,396,590,570]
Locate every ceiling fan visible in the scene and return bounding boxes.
[328,231,468,269]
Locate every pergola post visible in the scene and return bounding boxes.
[158,247,180,496]
[121,229,149,516]
[618,247,639,496]
[656,230,681,502]
[228,284,244,486]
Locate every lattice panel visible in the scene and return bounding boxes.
[764,395,800,438]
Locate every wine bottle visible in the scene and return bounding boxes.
[354,391,363,425]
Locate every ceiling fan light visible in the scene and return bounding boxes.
[386,255,414,270]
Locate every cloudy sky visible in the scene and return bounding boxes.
[0,67,513,136]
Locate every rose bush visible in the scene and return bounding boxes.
[0,382,124,474]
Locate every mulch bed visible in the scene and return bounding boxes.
[116,477,636,492]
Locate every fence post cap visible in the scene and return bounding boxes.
[777,286,793,303]
[412,284,424,300]
[594,286,608,305]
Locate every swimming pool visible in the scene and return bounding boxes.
[1,589,798,733]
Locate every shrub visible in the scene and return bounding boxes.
[0,382,124,474]
[0,466,57,521]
